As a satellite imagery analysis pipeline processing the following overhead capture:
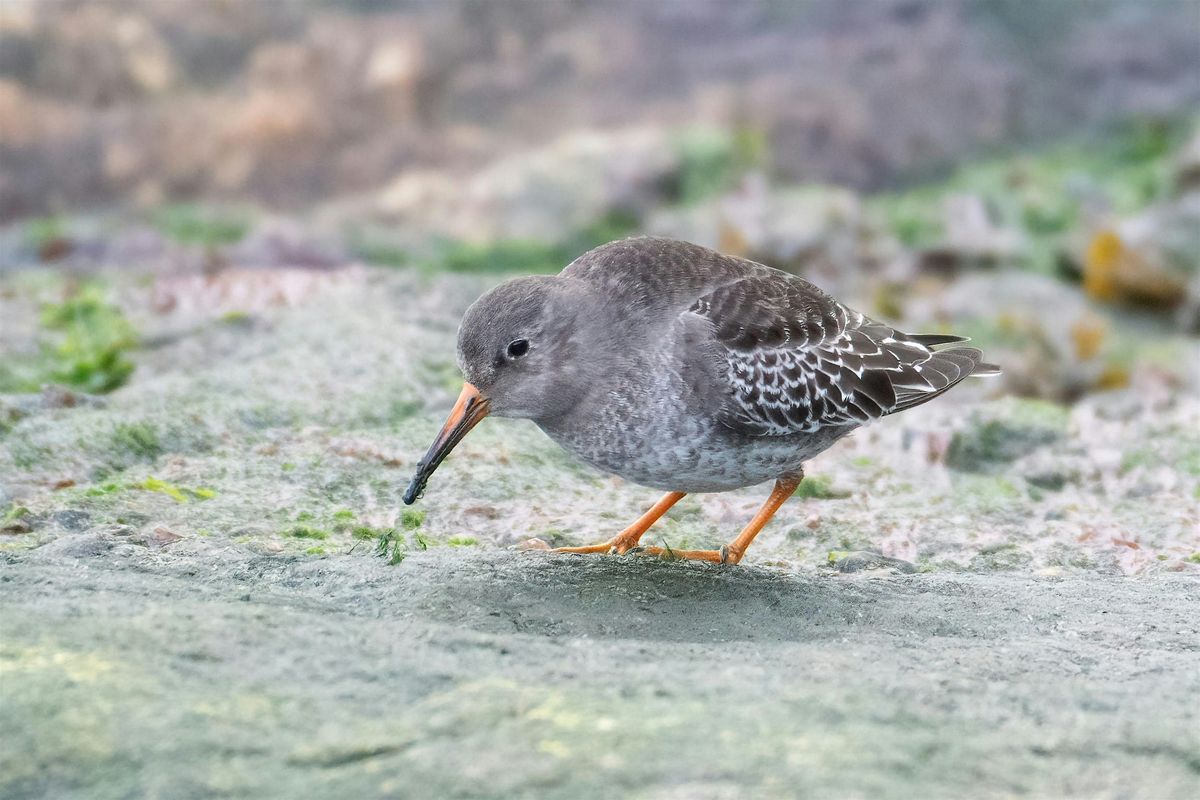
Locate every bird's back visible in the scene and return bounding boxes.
[562,236,758,311]
[547,236,997,492]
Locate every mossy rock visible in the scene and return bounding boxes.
[970,543,1034,572]
[946,398,1070,472]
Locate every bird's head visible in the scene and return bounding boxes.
[403,275,593,504]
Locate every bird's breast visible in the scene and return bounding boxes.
[536,379,851,493]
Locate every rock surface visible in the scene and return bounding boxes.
[2,266,1199,798]
[2,547,1198,799]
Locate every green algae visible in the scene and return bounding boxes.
[21,215,67,253]
[0,283,138,394]
[109,421,163,461]
[132,477,186,502]
[1122,434,1200,477]
[1,504,30,531]
[405,210,639,275]
[668,126,765,206]
[970,542,1032,572]
[946,398,1069,472]
[283,525,329,540]
[794,474,852,500]
[128,477,216,504]
[151,203,251,247]
[867,115,1194,273]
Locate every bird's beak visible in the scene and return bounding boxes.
[403,382,490,504]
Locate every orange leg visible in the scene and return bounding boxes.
[639,476,802,565]
[551,491,687,555]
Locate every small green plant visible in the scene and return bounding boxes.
[374,528,406,565]
[0,284,140,394]
[447,536,478,547]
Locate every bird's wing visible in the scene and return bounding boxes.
[686,269,996,436]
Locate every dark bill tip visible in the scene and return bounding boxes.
[402,383,489,505]
[402,474,425,506]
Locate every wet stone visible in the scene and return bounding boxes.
[828,551,918,574]
[49,510,92,531]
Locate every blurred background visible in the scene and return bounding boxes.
[3,0,1200,387]
[1,0,1199,570]
[3,4,1200,795]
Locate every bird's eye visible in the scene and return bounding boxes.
[506,338,530,359]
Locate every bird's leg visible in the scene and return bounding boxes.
[551,491,687,555]
[638,475,802,565]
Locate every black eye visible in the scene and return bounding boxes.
[506,338,530,359]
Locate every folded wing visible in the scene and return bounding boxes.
[686,270,998,436]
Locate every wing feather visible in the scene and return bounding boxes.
[686,270,995,436]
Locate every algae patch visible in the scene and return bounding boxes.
[946,398,1070,472]
[283,525,330,540]
[794,474,852,500]
[0,283,138,394]
[129,477,217,503]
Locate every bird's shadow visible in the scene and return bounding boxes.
[401,551,974,644]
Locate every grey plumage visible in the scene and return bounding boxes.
[559,235,995,427]
[402,236,999,564]
[442,236,998,495]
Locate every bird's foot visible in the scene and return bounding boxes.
[516,531,646,556]
[635,543,744,565]
[551,530,646,556]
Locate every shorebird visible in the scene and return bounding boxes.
[404,237,997,564]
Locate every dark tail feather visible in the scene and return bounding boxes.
[909,335,1001,374]
[890,347,998,413]
[908,333,971,347]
